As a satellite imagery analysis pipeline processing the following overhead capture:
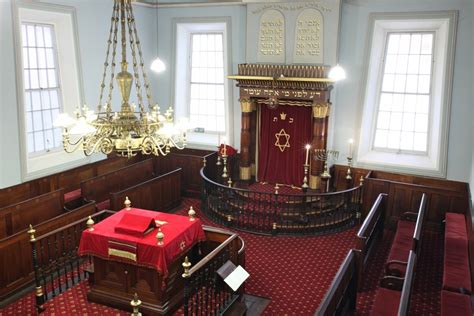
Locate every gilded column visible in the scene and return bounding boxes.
[310,102,330,190]
[239,98,253,180]
[250,105,257,177]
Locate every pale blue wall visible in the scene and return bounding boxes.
[332,0,473,182]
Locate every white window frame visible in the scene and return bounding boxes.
[357,11,457,178]
[172,17,233,150]
[13,1,88,181]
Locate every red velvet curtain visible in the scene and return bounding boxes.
[258,104,312,186]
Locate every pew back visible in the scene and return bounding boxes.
[81,158,155,203]
[315,249,358,316]
[0,189,65,239]
[412,193,427,251]
[398,250,417,315]
[109,168,182,212]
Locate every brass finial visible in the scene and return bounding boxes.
[359,176,364,186]
[272,222,277,230]
[188,206,196,221]
[156,228,164,245]
[228,177,233,188]
[130,293,142,316]
[203,157,206,167]
[274,184,279,195]
[124,196,131,210]
[182,256,192,278]
[86,216,95,231]
[27,224,36,242]
[227,214,232,222]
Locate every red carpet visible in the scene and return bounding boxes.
[0,198,442,315]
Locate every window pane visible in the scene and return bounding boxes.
[47,69,57,87]
[374,130,388,148]
[27,133,35,153]
[37,48,46,68]
[30,70,39,89]
[43,110,53,129]
[34,131,45,151]
[25,92,32,111]
[421,34,433,54]
[43,26,53,47]
[373,31,433,153]
[45,48,54,68]
[26,112,33,133]
[28,48,37,68]
[27,25,36,47]
[36,26,44,47]
[23,48,29,68]
[41,90,51,109]
[54,128,62,147]
[44,129,53,150]
[33,111,43,131]
[24,70,30,90]
[39,70,48,88]
[31,91,41,110]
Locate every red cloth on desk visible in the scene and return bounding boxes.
[78,208,206,276]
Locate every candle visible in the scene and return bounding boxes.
[222,136,227,155]
[305,144,311,165]
[348,138,354,158]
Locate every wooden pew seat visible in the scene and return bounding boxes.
[443,213,471,294]
[441,290,472,316]
[386,220,415,275]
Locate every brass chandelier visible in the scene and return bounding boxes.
[54,0,187,158]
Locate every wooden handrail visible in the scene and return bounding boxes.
[187,232,239,276]
[111,168,182,194]
[413,193,427,242]
[201,165,364,198]
[357,193,387,239]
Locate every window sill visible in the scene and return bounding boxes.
[356,149,446,178]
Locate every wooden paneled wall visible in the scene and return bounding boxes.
[0,155,144,208]
[154,149,215,197]
[109,169,182,212]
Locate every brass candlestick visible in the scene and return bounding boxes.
[222,154,228,178]
[124,196,131,210]
[130,293,142,316]
[346,156,353,180]
[302,164,309,190]
[156,228,164,245]
[86,216,95,231]
[227,177,233,187]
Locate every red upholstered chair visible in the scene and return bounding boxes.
[441,290,472,316]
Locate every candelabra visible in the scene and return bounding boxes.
[314,149,339,179]
[222,153,228,178]
[346,156,353,180]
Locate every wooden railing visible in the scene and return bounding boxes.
[182,226,245,316]
[201,162,363,235]
[28,210,114,313]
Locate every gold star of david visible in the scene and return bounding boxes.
[275,129,290,152]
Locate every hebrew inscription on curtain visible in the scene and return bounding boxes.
[258,104,312,186]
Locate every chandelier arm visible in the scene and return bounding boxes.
[97,0,118,113]
[125,2,145,113]
[126,0,154,109]
[106,2,120,112]
[141,136,167,156]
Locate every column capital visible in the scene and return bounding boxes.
[312,103,331,118]
[240,98,254,113]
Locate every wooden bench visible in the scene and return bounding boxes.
[314,249,359,316]
[81,158,156,210]
[0,190,96,305]
[109,168,182,212]
[356,193,387,287]
[385,193,426,277]
[371,250,417,316]
[443,212,471,294]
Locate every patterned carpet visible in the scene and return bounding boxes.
[0,198,442,315]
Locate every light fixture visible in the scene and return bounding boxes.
[54,0,187,158]
[328,64,346,81]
